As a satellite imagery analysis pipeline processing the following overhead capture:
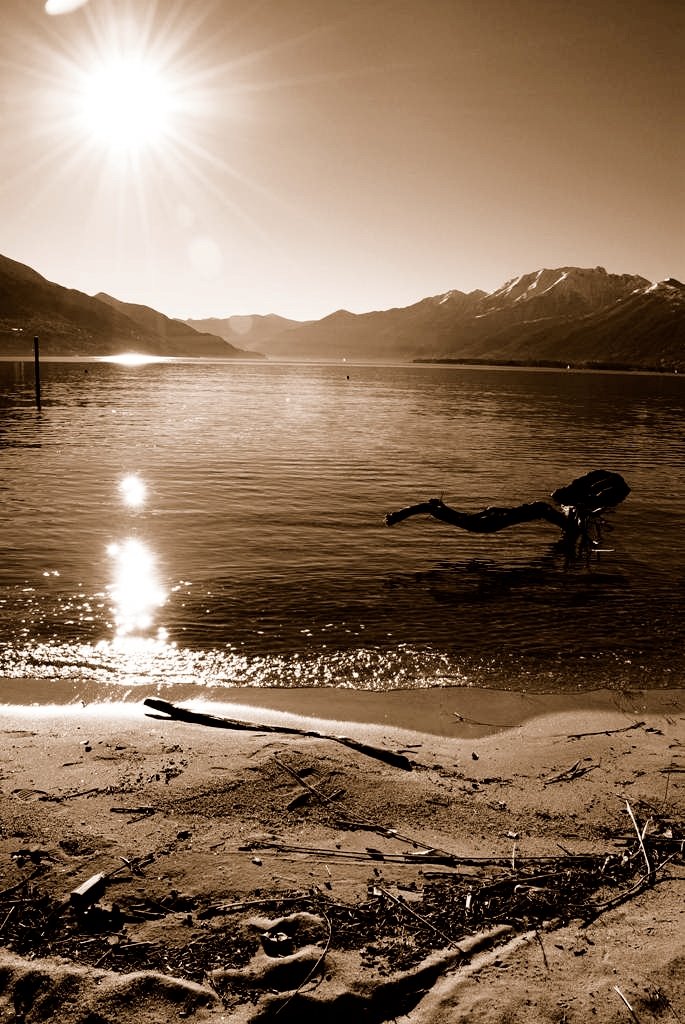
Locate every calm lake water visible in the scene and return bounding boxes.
[0,358,683,701]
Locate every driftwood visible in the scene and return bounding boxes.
[385,469,630,555]
[143,697,413,771]
[565,721,645,740]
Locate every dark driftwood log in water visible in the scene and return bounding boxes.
[385,470,630,541]
[386,498,571,533]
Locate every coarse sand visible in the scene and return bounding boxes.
[0,683,683,1023]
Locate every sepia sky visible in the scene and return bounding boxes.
[1,0,683,321]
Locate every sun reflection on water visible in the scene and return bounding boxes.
[106,538,167,643]
[99,353,171,366]
[119,474,146,508]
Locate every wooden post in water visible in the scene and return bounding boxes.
[33,335,42,410]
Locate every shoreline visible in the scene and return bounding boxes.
[2,678,684,740]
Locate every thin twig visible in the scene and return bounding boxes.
[583,874,651,924]
[242,840,601,867]
[534,929,549,971]
[626,800,654,881]
[333,815,458,860]
[0,905,16,935]
[613,985,642,1023]
[273,755,343,805]
[43,787,106,802]
[452,712,515,728]
[566,722,645,740]
[197,895,309,920]
[376,885,456,947]
[544,761,599,785]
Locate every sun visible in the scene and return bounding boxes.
[76,53,177,154]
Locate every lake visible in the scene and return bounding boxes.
[0,357,683,701]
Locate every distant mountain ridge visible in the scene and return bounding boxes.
[0,254,261,359]
[187,266,683,371]
[1,253,682,369]
[185,313,305,349]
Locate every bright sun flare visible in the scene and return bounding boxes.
[77,55,176,153]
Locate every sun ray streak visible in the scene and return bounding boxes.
[157,140,282,244]
[1,0,409,315]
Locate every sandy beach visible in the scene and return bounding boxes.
[0,684,683,1023]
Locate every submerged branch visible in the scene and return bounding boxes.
[384,470,631,560]
[385,498,571,534]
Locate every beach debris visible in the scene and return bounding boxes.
[240,838,608,869]
[453,711,516,728]
[198,895,312,920]
[565,721,646,740]
[274,754,345,806]
[70,872,107,910]
[625,800,655,882]
[261,929,294,956]
[66,853,156,915]
[613,984,642,1023]
[110,805,157,818]
[144,697,413,771]
[10,846,52,866]
[0,818,681,1008]
[374,884,455,947]
[544,760,599,785]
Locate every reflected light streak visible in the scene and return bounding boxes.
[106,538,167,642]
[119,474,146,508]
[100,353,171,366]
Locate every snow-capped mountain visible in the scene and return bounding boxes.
[1,253,682,369]
[235,266,683,370]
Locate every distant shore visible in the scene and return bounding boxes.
[413,356,683,374]
[1,353,681,373]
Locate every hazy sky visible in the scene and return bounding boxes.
[1,0,682,320]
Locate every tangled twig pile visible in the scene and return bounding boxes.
[0,809,680,990]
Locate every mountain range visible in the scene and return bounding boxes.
[0,254,260,359]
[1,253,683,370]
[187,267,684,371]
